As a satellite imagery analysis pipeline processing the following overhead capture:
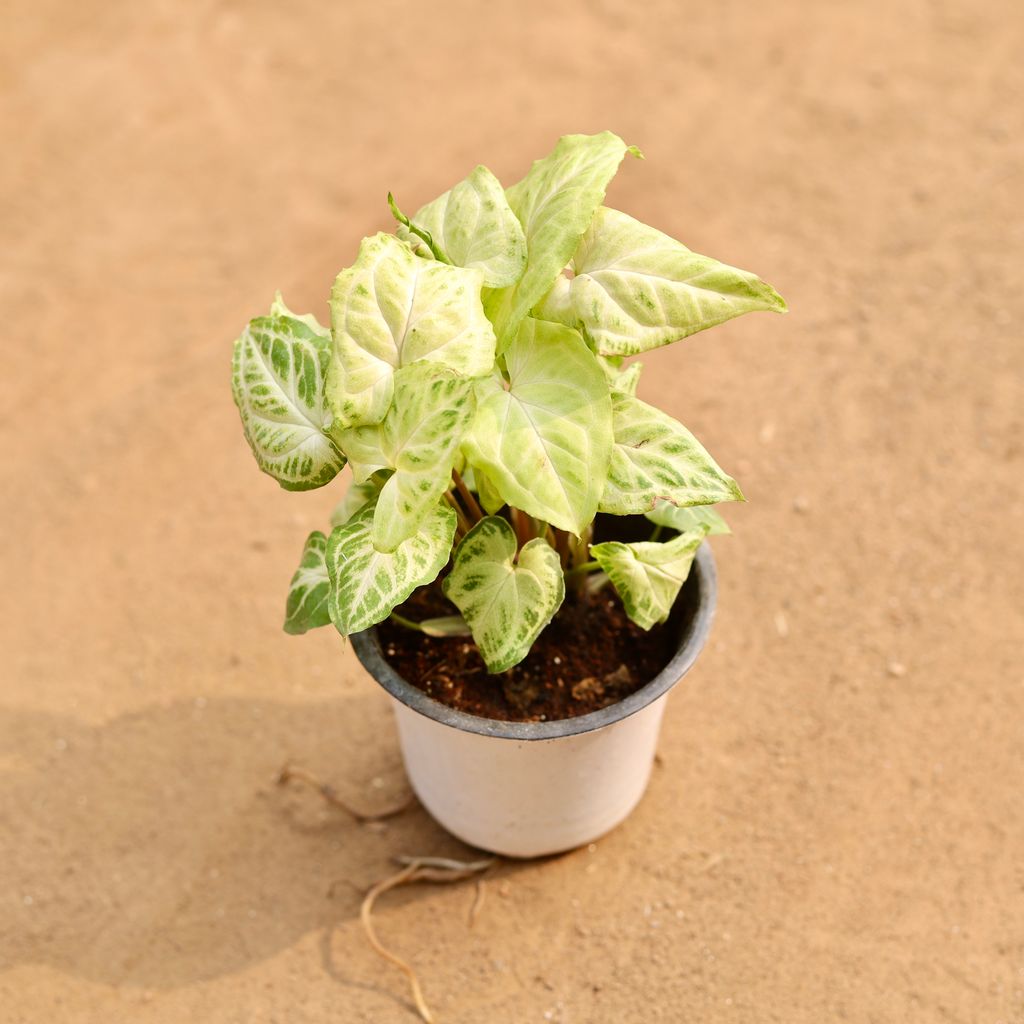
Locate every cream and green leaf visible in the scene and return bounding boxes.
[591,528,707,630]
[330,470,391,528]
[534,206,787,356]
[397,165,527,288]
[283,531,332,635]
[462,318,612,534]
[231,298,346,491]
[600,392,743,514]
[326,501,457,636]
[443,517,565,672]
[327,232,495,427]
[645,500,730,536]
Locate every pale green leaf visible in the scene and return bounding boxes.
[419,615,473,638]
[443,517,565,673]
[327,233,496,426]
[326,501,457,636]
[329,470,391,528]
[547,206,787,356]
[283,531,332,635]
[591,529,707,630]
[645,500,730,536]
[600,392,743,514]
[483,132,639,347]
[231,300,346,491]
[462,318,613,534]
[611,359,643,396]
[335,364,476,551]
[399,166,527,288]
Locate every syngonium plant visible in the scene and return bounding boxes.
[231,132,786,673]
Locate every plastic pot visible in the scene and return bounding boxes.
[350,543,717,858]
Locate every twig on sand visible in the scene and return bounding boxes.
[276,762,414,823]
[361,855,496,1023]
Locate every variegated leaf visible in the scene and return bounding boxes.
[283,531,332,635]
[599,392,743,514]
[462,318,613,535]
[335,364,476,551]
[591,529,707,630]
[443,517,565,673]
[327,233,496,427]
[231,298,346,491]
[326,501,457,636]
[645,500,730,536]
[483,132,639,347]
[329,470,391,528]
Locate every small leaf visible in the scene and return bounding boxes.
[645,501,730,536]
[419,615,473,638]
[329,470,391,528]
[231,299,346,491]
[484,132,638,347]
[443,517,565,673]
[335,364,476,551]
[462,318,613,535]
[542,206,787,357]
[398,166,527,288]
[611,360,643,397]
[326,501,457,636]
[600,392,743,515]
[283,531,332,635]
[591,529,707,630]
[327,233,496,427]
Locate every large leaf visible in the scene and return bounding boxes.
[591,529,706,630]
[329,470,391,528]
[645,500,730,536]
[327,233,496,427]
[483,132,639,347]
[231,298,346,491]
[283,531,332,635]
[335,364,475,551]
[326,501,456,636]
[399,166,527,288]
[600,392,743,514]
[535,206,787,356]
[443,517,564,673]
[462,318,613,534]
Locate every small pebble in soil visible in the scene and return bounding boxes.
[887,661,907,678]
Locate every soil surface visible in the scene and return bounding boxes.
[3,2,1023,1023]
[379,583,675,721]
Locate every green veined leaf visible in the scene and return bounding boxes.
[483,132,639,347]
[329,470,391,528]
[443,517,565,673]
[645,500,730,536]
[326,501,457,636]
[283,531,332,635]
[398,166,527,288]
[462,318,613,535]
[599,392,743,514]
[327,233,496,427]
[231,298,346,491]
[335,364,476,552]
[591,529,707,630]
[539,206,787,357]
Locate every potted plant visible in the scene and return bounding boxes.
[231,131,785,858]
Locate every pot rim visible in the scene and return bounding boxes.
[350,542,717,742]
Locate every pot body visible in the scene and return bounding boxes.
[351,543,717,858]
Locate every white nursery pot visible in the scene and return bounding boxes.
[351,544,717,858]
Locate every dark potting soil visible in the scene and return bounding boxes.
[376,584,677,723]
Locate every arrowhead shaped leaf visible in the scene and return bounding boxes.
[591,529,707,630]
[645,500,730,536]
[327,233,496,427]
[335,364,476,551]
[537,206,787,357]
[462,318,613,535]
[600,392,743,515]
[231,298,346,491]
[484,132,639,347]
[329,470,391,528]
[326,501,457,636]
[399,166,527,288]
[443,517,565,673]
[283,531,332,635]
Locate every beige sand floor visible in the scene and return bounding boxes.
[2,1,1023,1021]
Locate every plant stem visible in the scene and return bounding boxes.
[509,507,531,549]
[452,469,484,524]
[389,612,425,632]
[553,527,572,568]
[649,523,664,542]
[564,559,600,578]
[444,491,472,536]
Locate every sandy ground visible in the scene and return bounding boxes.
[2,1,1023,1021]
